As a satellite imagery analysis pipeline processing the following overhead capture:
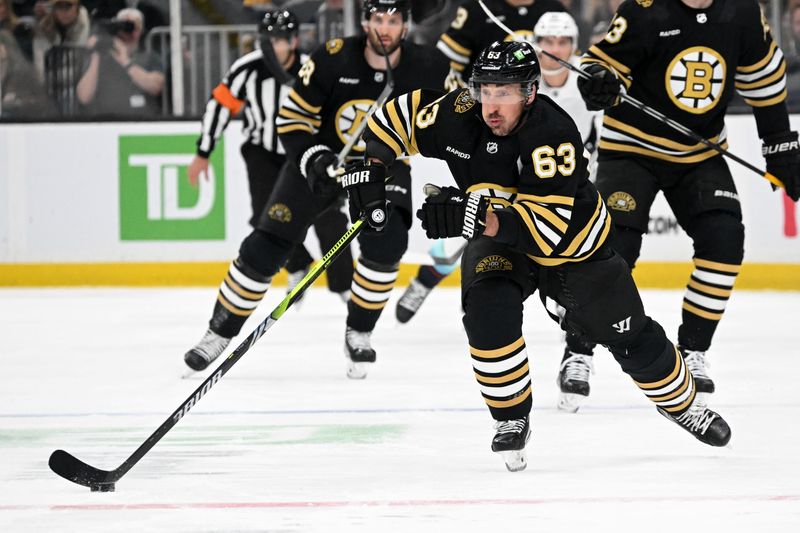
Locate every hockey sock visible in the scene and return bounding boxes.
[679,258,740,351]
[346,257,398,332]
[610,318,696,415]
[463,278,531,420]
[210,258,271,338]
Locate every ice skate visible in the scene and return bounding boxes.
[344,327,376,379]
[184,329,231,371]
[286,265,311,308]
[491,416,531,472]
[658,398,731,447]
[679,346,714,395]
[395,278,433,324]
[557,350,593,413]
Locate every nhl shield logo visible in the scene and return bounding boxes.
[696,13,707,23]
[486,142,498,154]
[374,71,385,83]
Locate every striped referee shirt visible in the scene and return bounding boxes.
[197,49,304,158]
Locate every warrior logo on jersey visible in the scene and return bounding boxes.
[335,99,375,152]
[607,191,636,212]
[454,90,475,113]
[666,46,726,114]
[475,255,513,273]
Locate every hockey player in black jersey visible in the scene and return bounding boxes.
[186,10,353,320]
[183,0,454,378]
[557,0,800,411]
[437,0,566,83]
[342,40,731,471]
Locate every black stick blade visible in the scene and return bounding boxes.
[49,449,117,489]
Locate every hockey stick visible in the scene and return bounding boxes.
[477,0,786,190]
[49,218,365,492]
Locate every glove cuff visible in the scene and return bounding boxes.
[300,144,332,179]
[461,192,487,240]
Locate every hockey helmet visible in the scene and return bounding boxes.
[259,9,299,41]
[362,0,411,22]
[469,41,541,102]
[534,12,579,45]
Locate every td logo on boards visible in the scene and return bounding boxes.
[119,135,225,240]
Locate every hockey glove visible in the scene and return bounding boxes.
[763,131,800,202]
[341,160,389,231]
[577,63,622,111]
[416,184,487,240]
[301,145,341,195]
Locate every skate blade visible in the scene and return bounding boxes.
[499,449,527,472]
[181,368,200,380]
[346,361,371,380]
[557,392,587,413]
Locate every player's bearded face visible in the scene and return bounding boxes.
[364,11,406,55]
[479,83,534,136]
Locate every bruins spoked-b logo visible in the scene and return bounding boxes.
[268,203,292,222]
[335,99,375,152]
[666,46,726,114]
[475,255,513,273]
[607,191,636,212]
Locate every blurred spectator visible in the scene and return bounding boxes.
[10,0,48,20]
[285,0,342,48]
[32,0,90,78]
[554,0,591,51]
[81,0,126,20]
[0,29,56,118]
[76,6,164,117]
[1,0,34,59]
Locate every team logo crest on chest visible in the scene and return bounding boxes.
[335,99,376,152]
[487,142,498,154]
[665,46,726,114]
[454,90,475,113]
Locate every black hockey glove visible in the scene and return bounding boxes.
[762,131,800,202]
[416,184,487,240]
[577,63,622,111]
[301,145,341,195]
[340,160,388,231]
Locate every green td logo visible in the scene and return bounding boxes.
[119,135,225,240]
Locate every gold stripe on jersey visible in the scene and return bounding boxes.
[276,123,313,134]
[386,100,413,155]
[737,40,778,74]
[408,90,422,155]
[450,61,465,73]
[277,108,321,127]
[585,45,632,75]
[526,213,611,266]
[735,61,786,91]
[367,114,404,157]
[515,193,574,206]
[603,117,724,151]
[525,202,569,233]
[561,195,604,257]
[287,89,322,114]
[440,33,471,57]
[744,88,787,108]
[511,203,554,256]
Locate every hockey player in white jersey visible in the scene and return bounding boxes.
[395,11,600,324]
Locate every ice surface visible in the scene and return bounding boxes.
[1,287,798,532]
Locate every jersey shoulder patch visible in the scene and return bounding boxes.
[453,89,476,113]
[325,38,344,55]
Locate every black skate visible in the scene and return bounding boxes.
[184,329,231,371]
[657,400,731,447]
[395,279,433,324]
[491,416,531,472]
[344,327,376,379]
[557,349,593,413]
[679,346,715,394]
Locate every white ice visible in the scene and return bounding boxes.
[1,286,798,532]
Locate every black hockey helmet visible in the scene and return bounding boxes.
[469,41,541,102]
[259,9,299,41]
[363,0,411,22]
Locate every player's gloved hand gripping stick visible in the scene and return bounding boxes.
[48,33,397,493]
[477,0,798,200]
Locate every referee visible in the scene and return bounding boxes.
[188,9,353,301]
